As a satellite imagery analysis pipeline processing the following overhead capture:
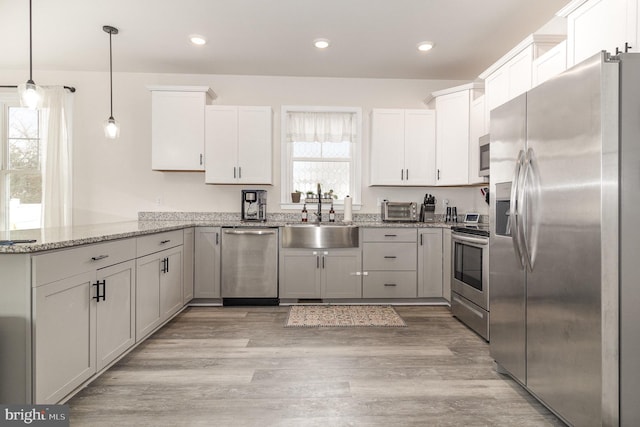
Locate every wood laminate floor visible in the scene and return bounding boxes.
[68,306,565,426]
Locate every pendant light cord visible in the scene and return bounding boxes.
[28,0,33,82]
[109,29,113,118]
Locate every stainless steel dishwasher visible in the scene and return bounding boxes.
[221,228,279,305]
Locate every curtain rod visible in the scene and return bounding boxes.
[0,85,76,93]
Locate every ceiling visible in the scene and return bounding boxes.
[0,0,572,80]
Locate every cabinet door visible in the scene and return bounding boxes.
[436,90,470,186]
[442,229,452,302]
[567,0,636,67]
[279,250,321,299]
[96,261,135,371]
[205,106,239,184]
[151,91,206,171]
[485,68,510,119]
[194,227,221,298]
[404,110,436,185]
[507,46,533,99]
[321,250,362,298]
[161,247,184,320]
[532,41,567,87]
[136,254,162,341]
[33,271,96,403]
[370,109,406,185]
[237,107,272,184]
[418,229,444,298]
[183,228,194,304]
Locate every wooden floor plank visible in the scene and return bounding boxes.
[68,306,565,426]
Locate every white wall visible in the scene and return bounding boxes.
[4,69,489,225]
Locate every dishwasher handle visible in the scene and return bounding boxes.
[223,229,277,236]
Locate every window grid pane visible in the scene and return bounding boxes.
[9,107,39,139]
[293,161,350,200]
[8,138,40,170]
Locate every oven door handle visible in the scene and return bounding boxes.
[451,233,488,246]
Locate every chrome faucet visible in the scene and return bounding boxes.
[315,183,322,222]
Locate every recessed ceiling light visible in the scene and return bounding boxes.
[190,35,207,46]
[417,41,434,52]
[314,38,330,49]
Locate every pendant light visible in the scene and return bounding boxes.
[103,25,120,139]
[17,0,43,109]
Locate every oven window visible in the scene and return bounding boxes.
[454,242,483,291]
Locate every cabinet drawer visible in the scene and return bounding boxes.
[136,230,183,257]
[363,242,417,271]
[362,228,417,242]
[32,239,136,287]
[363,271,417,298]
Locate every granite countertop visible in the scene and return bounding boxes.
[0,216,456,254]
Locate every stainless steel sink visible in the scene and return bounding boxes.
[281,223,359,248]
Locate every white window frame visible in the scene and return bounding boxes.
[280,105,362,210]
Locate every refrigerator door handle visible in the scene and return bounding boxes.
[510,150,526,268]
[522,148,541,271]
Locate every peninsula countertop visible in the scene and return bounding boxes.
[0,218,457,253]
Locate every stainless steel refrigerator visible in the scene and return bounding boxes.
[489,52,640,426]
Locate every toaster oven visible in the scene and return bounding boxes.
[381,201,418,222]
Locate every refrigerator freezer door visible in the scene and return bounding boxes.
[525,53,613,426]
[489,93,527,384]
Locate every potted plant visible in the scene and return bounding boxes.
[291,190,302,203]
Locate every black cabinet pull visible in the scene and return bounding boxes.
[200,153,203,165]
[400,169,404,180]
[420,234,423,246]
[384,283,397,287]
[626,42,632,52]
[166,257,169,273]
[384,256,397,259]
[239,167,242,179]
[160,239,171,245]
[233,167,237,178]
[406,169,409,180]
[322,256,325,269]
[91,254,109,261]
[384,234,397,237]
[92,280,106,301]
[216,232,219,245]
[437,169,441,180]
[161,258,167,273]
[317,256,320,269]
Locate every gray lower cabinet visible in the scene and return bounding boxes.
[194,227,221,298]
[417,229,444,298]
[442,228,452,302]
[136,245,183,342]
[32,241,136,404]
[279,248,361,299]
[183,227,195,304]
[362,228,417,298]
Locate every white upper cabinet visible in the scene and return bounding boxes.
[560,0,639,67]
[205,106,273,184]
[480,35,565,127]
[370,109,436,186]
[532,41,568,87]
[435,88,471,186]
[149,86,215,171]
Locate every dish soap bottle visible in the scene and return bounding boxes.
[301,204,308,222]
[329,203,335,222]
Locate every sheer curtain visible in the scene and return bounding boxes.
[41,86,73,228]
[286,112,357,143]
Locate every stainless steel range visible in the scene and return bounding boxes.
[450,224,489,340]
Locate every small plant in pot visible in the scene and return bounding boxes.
[291,190,302,203]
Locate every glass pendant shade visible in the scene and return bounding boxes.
[18,81,44,109]
[104,116,120,139]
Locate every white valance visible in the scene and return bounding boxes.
[286,111,357,143]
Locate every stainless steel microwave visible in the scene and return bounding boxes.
[381,201,418,222]
[479,134,490,177]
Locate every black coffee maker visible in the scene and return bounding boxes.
[241,190,267,222]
